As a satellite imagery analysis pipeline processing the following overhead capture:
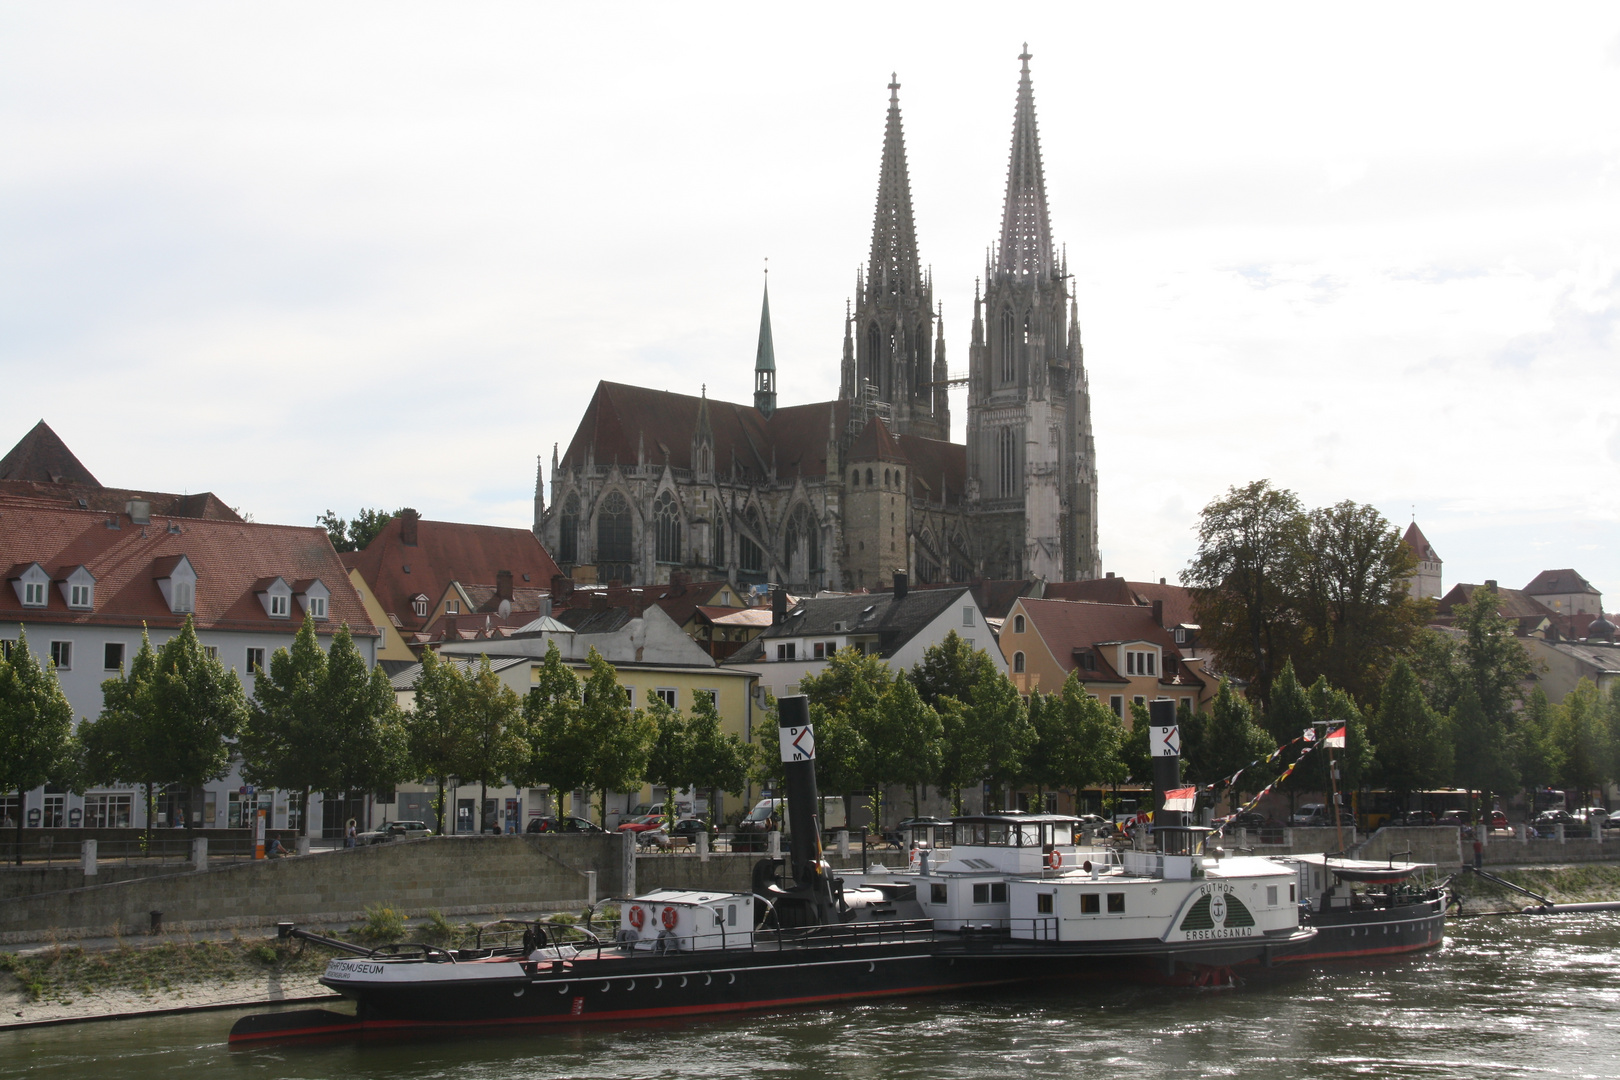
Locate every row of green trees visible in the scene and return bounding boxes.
[0,614,753,844]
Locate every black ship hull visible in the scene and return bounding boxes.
[1273,893,1447,964]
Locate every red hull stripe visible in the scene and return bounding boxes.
[228,979,1014,1044]
[1279,940,1442,963]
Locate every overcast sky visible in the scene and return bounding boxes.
[3,4,1618,602]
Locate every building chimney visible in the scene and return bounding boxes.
[772,586,788,626]
[591,592,608,611]
[1159,577,1166,585]
[1485,579,1498,589]
[496,569,513,601]
[893,569,908,601]
[1105,571,1115,579]
[671,569,689,594]
[1152,599,1164,627]
[400,508,420,546]
[443,615,456,638]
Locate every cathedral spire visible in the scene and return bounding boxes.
[868,73,921,300]
[996,45,1054,278]
[754,270,777,417]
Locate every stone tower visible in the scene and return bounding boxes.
[1402,521,1442,600]
[842,76,949,441]
[965,48,1100,583]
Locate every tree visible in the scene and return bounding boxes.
[683,691,750,822]
[1029,673,1126,808]
[965,667,1032,811]
[457,656,526,833]
[1366,658,1452,813]
[1516,687,1563,802]
[318,507,406,553]
[80,630,163,837]
[1293,501,1427,709]
[517,641,585,816]
[0,631,76,864]
[1304,676,1373,795]
[1454,583,1533,729]
[936,697,977,816]
[241,616,406,837]
[911,630,999,712]
[576,649,654,825]
[1452,682,1517,805]
[1199,681,1276,812]
[1182,480,1308,704]
[1552,679,1610,807]
[799,648,891,821]
[867,672,943,817]
[405,649,470,834]
[1261,660,1314,810]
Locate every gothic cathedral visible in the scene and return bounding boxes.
[538,50,1101,593]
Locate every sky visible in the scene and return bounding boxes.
[3,4,1618,602]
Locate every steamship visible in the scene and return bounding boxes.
[229,698,1313,1044]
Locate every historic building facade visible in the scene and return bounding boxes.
[537,52,1101,593]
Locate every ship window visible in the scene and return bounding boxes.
[992,882,1007,903]
[1080,893,1100,914]
[728,904,737,927]
[1037,893,1054,915]
[1107,893,1125,914]
[973,882,989,905]
[1290,883,1296,903]
[930,883,947,905]
[1268,885,1279,907]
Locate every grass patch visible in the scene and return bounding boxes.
[0,937,323,1006]
[1456,863,1620,908]
[352,904,406,944]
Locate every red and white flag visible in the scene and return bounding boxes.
[1163,787,1197,812]
[1324,726,1347,748]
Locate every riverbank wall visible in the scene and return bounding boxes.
[0,834,624,943]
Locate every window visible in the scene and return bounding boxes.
[1133,696,1146,706]
[824,641,837,657]
[558,494,580,564]
[104,642,125,671]
[308,596,327,619]
[851,470,860,486]
[1014,614,1025,634]
[23,580,46,606]
[814,642,824,659]
[1080,893,1100,914]
[1267,885,1279,907]
[69,583,91,608]
[83,793,133,829]
[973,882,1008,905]
[445,599,459,614]
[883,469,891,486]
[1181,697,1193,713]
[596,490,634,579]
[413,596,428,618]
[623,686,634,706]
[378,626,386,649]
[999,308,1015,382]
[930,882,947,905]
[1125,650,1158,677]
[1013,652,1026,673]
[204,646,218,660]
[285,791,304,832]
[998,426,1019,497]
[1290,883,1296,904]
[776,643,797,661]
[1109,696,1124,718]
[1037,892,1054,914]
[655,688,677,708]
[785,504,819,577]
[0,795,20,828]
[696,689,718,709]
[0,639,11,659]
[49,640,71,670]
[963,607,975,627]
[269,592,289,617]
[42,794,65,828]
[172,580,194,612]
[653,491,682,563]
[1173,627,1187,644]
[1079,651,1096,671]
[246,647,266,673]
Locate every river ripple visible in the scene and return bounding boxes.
[5,915,1620,1079]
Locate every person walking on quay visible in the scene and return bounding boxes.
[346,819,358,849]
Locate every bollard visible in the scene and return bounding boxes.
[837,829,849,860]
[1595,822,1604,843]
[1556,823,1566,844]
[585,870,598,907]
[767,831,781,858]
[192,836,208,869]
[81,838,97,877]
[1236,827,1248,849]
[1518,822,1528,842]
[698,831,710,863]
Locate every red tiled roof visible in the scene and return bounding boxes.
[1017,597,1183,676]
[553,579,740,628]
[345,513,563,634]
[848,417,907,464]
[0,498,374,635]
[1435,583,1553,622]
[0,421,99,485]
[1402,521,1438,562]
[1524,568,1598,597]
[1044,577,1198,627]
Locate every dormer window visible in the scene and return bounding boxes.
[153,555,198,614]
[293,579,331,621]
[254,576,293,619]
[24,581,45,605]
[412,594,429,618]
[70,584,90,607]
[10,563,50,608]
[57,565,96,611]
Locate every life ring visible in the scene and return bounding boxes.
[661,906,678,931]
[1046,849,1063,869]
[628,905,645,929]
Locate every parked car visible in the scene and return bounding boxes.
[355,820,434,845]
[616,814,668,834]
[1572,807,1610,826]
[530,816,607,834]
[1290,804,1330,826]
[1490,810,1509,831]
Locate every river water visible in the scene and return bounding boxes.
[6,914,1620,1079]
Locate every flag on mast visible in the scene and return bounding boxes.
[1163,787,1197,812]
[1325,725,1347,748]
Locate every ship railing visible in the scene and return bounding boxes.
[1006,916,1060,941]
[755,918,937,953]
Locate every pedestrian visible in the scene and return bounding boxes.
[1472,837,1484,869]
[346,819,357,849]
